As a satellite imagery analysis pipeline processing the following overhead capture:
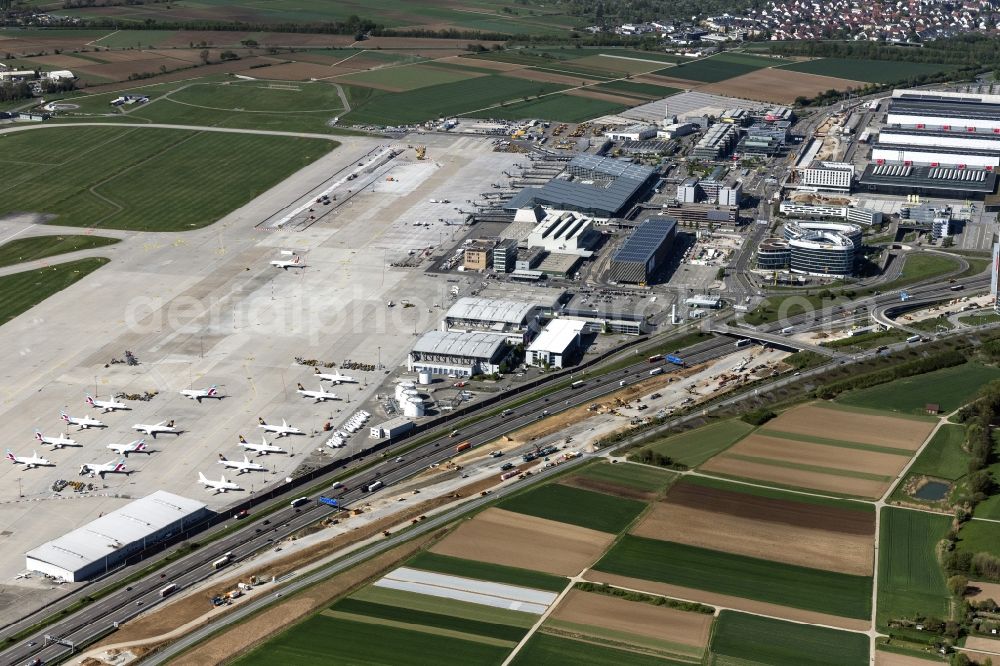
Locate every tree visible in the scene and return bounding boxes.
[948,574,969,597]
[199,49,210,65]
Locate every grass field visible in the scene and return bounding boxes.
[837,363,1000,415]
[330,597,527,641]
[779,57,954,83]
[471,93,627,123]
[0,126,334,231]
[1,258,110,326]
[168,80,345,112]
[0,235,119,268]
[511,632,689,666]
[709,611,869,665]
[342,75,568,125]
[957,520,1000,559]
[901,425,969,482]
[232,613,510,666]
[572,462,675,493]
[405,552,568,592]
[656,52,790,83]
[594,535,872,619]
[497,483,646,534]
[593,80,680,98]
[635,419,755,467]
[350,585,538,628]
[339,63,480,91]
[677,475,875,513]
[877,508,950,626]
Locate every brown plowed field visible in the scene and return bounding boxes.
[78,56,274,94]
[559,476,654,501]
[632,73,699,89]
[567,88,643,105]
[875,651,944,666]
[769,404,935,450]
[551,589,712,647]
[250,62,345,81]
[967,581,1000,603]
[85,50,168,63]
[430,508,612,576]
[501,69,601,86]
[727,433,907,477]
[362,37,504,49]
[700,69,864,104]
[633,483,874,575]
[700,457,889,498]
[76,58,191,81]
[585,571,870,631]
[571,54,663,74]
[964,636,1000,653]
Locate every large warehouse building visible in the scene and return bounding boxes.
[25,491,209,581]
[608,215,678,285]
[443,297,544,344]
[408,330,511,377]
[526,319,586,369]
[504,155,658,219]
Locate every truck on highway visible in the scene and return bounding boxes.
[906,335,921,344]
[290,497,310,508]
[456,441,472,453]
[212,552,235,570]
[735,338,751,348]
[500,469,521,481]
[647,354,663,363]
[571,380,584,389]
[363,480,384,493]
[649,367,664,376]
[160,583,178,597]
[665,355,684,366]
[318,496,340,508]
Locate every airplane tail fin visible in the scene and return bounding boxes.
[198,472,208,483]
[239,435,247,443]
[208,386,218,396]
[34,430,43,441]
[258,417,266,425]
[115,460,126,471]
[136,440,146,451]
[5,450,15,462]
[219,454,227,461]
[85,396,94,406]
[297,383,305,390]
[167,420,174,427]
[61,412,70,422]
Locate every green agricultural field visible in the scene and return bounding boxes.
[676,475,875,513]
[498,483,646,534]
[0,235,119,268]
[877,508,950,626]
[405,552,568,592]
[902,425,969,482]
[709,611,869,666]
[232,614,510,666]
[571,462,675,493]
[339,63,481,91]
[635,419,754,467]
[0,126,335,231]
[0,258,110,325]
[342,75,568,125]
[837,363,1000,415]
[593,80,680,98]
[957,520,1000,559]
[168,81,344,113]
[330,598,527,641]
[779,57,955,83]
[511,632,689,666]
[656,52,790,83]
[475,93,627,123]
[594,535,872,619]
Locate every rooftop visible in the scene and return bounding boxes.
[411,330,508,359]
[26,491,207,574]
[527,319,586,353]
[446,297,538,325]
[612,215,677,265]
[859,163,998,193]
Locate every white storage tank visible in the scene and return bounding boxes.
[418,371,432,385]
[403,398,425,417]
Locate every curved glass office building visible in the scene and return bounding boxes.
[756,222,860,277]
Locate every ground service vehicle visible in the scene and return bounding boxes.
[160,584,178,597]
[290,497,310,508]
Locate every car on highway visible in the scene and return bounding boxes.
[395,456,405,463]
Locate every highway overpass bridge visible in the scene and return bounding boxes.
[709,324,841,357]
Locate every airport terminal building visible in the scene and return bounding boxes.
[408,330,511,377]
[25,491,209,582]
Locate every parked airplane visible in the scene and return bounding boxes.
[35,430,81,449]
[180,386,221,402]
[296,383,338,403]
[218,454,267,475]
[313,368,357,384]
[80,459,128,478]
[132,420,179,438]
[257,418,303,438]
[85,395,129,413]
[6,449,54,468]
[107,439,149,456]
[61,412,107,430]
[238,434,286,456]
[198,472,242,494]
[271,255,304,270]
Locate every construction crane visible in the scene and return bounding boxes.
[415,146,426,160]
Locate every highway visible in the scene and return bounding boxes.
[1,336,738,666]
